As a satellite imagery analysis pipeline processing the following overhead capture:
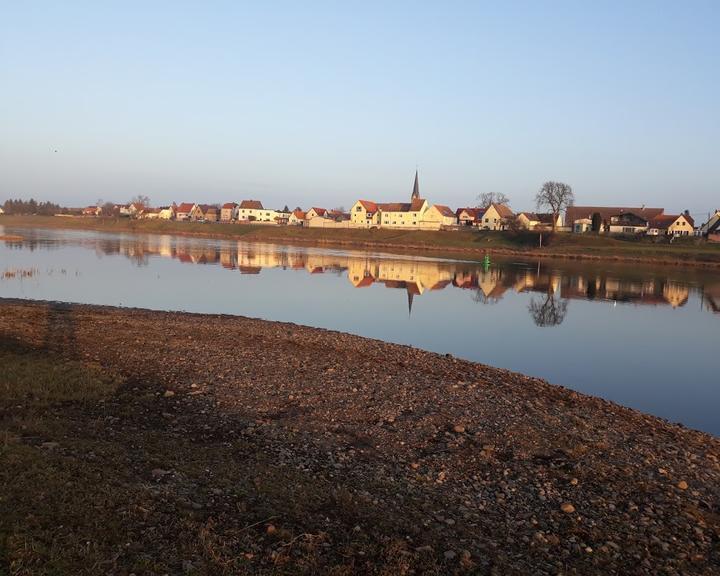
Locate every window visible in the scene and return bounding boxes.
[356,206,362,212]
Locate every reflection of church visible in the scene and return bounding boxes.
[101,235,713,316]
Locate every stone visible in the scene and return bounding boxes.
[163,390,175,397]
[677,480,688,490]
[444,550,457,560]
[560,502,576,514]
[453,424,466,434]
[266,524,277,535]
[41,441,59,450]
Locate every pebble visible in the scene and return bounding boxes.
[444,550,457,560]
[163,390,175,397]
[453,424,466,434]
[561,502,576,514]
[677,480,688,490]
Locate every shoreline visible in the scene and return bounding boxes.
[3,214,720,269]
[1,298,719,574]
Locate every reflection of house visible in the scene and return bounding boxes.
[479,204,514,231]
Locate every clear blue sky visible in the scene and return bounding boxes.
[1,1,718,218]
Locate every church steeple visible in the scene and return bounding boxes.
[411,169,419,200]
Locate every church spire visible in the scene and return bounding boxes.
[411,169,419,200]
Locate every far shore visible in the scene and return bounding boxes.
[1,298,719,574]
[3,214,720,268]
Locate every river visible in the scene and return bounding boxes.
[1,226,718,434]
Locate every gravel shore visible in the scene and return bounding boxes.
[1,299,719,574]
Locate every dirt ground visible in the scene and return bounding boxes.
[1,299,719,575]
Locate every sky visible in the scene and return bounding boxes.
[1,1,718,219]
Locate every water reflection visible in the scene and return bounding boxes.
[4,230,719,325]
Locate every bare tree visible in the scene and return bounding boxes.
[536,181,574,232]
[528,292,568,327]
[130,195,150,209]
[476,192,510,208]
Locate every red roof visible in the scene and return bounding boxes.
[649,214,695,229]
[489,203,514,218]
[292,209,306,219]
[377,198,426,213]
[433,205,456,218]
[456,207,485,220]
[358,200,378,212]
[310,207,327,216]
[239,200,263,210]
[566,206,664,224]
[222,202,237,209]
[354,276,375,287]
[176,203,195,213]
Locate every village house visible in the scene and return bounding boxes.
[646,213,695,236]
[566,206,664,234]
[421,204,457,228]
[515,212,563,230]
[350,200,380,228]
[378,198,429,228]
[705,218,720,243]
[699,210,720,237]
[274,208,291,225]
[158,206,175,220]
[175,203,201,221]
[289,209,306,226]
[479,203,514,231]
[82,206,102,216]
[456,207,485,227]
[206,206,221,222]
[237,200,276,222]
[220,202,238,222]
[138,207,161,219]
[305,207,328,220]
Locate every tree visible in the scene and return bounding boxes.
[130,195,150,209]
[283,205,290,213]
[535,181,574,232]
[332,206,346,213]
[476,192,510,208]
[528,292,568,327]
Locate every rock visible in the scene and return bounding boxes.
[151,468,170,479]
[444,550,457,560]
[266,524,277,535]
[677,480,688,490]
[163,390,175,398]
[453,424,466,434]
[570,478,578,486]
[40,441,59,450]
[560,502,576,514]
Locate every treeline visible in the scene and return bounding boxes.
[2,199,68,215]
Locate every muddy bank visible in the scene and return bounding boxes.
[1,299,719,574]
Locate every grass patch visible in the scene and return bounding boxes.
[0,341,121,406]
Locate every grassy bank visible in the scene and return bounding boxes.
[3,214,720,267]
[1,299,719,575]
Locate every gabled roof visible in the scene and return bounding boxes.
[291,209,306,219]
[518,211,540,221]
[432,205,456,218]
[357,200,378,212]
[488,203,514,218]
[239,200,263,210]
[176,202,196,213]
[377,198,427,213]
[222,202,238,209]
[566,206,664,224]
[649,214,695,229]
[456,207,485,219]
[309,207,327,216]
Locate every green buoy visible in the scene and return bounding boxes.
[482,254,491,271]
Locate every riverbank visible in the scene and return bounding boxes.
[3,214,720,268]
[1,299,718,574]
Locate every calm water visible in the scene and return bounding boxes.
[2,226,719,435]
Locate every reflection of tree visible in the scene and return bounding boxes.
[528,292,568,327]
[472,289,499,305]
